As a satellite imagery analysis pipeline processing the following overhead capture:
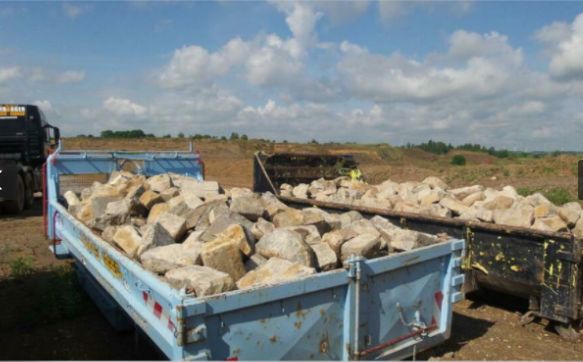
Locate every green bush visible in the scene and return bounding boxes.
[450,155,466,166]
[9,256,34,279]
[516,187,575,205]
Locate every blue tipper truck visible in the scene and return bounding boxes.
[46,143,464,360]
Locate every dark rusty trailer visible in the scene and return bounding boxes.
[253,151,583,340]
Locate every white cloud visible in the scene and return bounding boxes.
[0,66,21,82]
[62,3,87,19]
[56,70,85,84]
[159,38,249,88]
[338,30,524,102]
[103,97,147,117]
[547,13,583,80]
[33,100,53,113]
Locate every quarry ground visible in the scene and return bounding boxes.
[0,138,581,360]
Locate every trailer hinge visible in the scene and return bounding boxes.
[186,325,207,344]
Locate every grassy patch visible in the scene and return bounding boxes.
[9,256,35,279]
[516,186,575,205]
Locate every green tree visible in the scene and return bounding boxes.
[230,132,240,140]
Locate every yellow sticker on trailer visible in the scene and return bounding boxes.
[102,253,122,279]
[0,105,26,117]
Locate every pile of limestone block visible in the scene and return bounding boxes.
[281,176,583,237]
[63,171,445,298]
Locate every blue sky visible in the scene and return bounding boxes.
[2,1,583,150]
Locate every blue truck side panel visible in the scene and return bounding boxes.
[46,147,464,360]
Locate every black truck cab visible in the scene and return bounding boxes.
[0,104,60,213]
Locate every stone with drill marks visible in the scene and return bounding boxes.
[165,265,235,296]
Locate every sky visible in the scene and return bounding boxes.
[1,1,583,150]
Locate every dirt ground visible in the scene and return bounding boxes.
[0,138,582,360]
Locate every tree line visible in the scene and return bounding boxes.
[403,140,523,158]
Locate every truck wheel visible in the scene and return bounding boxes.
[23,172,34,209]
[4,174,25,214]
[553,321,580,342]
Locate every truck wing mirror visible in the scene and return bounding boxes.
[53,127,60,144]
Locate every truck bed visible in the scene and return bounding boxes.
[46,147,464,360]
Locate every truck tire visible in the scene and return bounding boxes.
[23,172,33,209]
[4,174,25,214]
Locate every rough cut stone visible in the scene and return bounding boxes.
[292,184,309,198]
[227,187,253,199]
[310,243,338,271]
[103,199,131,225]
[112,225,144,258]
[146,174,173,193]
[462,191,485,207]
[182,230,204,246]
[147,202,170,224]
[236,257,316,289]
[449,185,484,200]
[346,219,380,238]
[370,215,398,249]
[251,218,275,240]
[532,216,568,232]
[558,202,581,227]
[340,234,381,261]
[418,188,445,206]
[256,229,315,267]
[322,230,349,256]
[389,228,437,251]
[493,204,534,228]
[534,204,552,219]
[481,195,515,210]
[180,179,220,199]
[139,190,163,209]
[261,192,288,218]
[160,187,180,201]
[64,191,80,208]
[139,222,175,256]
[283,225,321,244]
[157,212,187,241]
[573,217,583,238]
[140,243,202,274]
[338,211,363,228]
[200,229,247,281]
[419,204,452,218]
[439,197,469,216]
[302,208,331,234]
[273,208,305,228]
[245,253,268,271]
[422,176,448,190]
[165,265,235,296]
[101,225,118,244]
[199,212,254,243]
[476,208,494,223]
[205,203,229,225]
[229,195,265,221]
